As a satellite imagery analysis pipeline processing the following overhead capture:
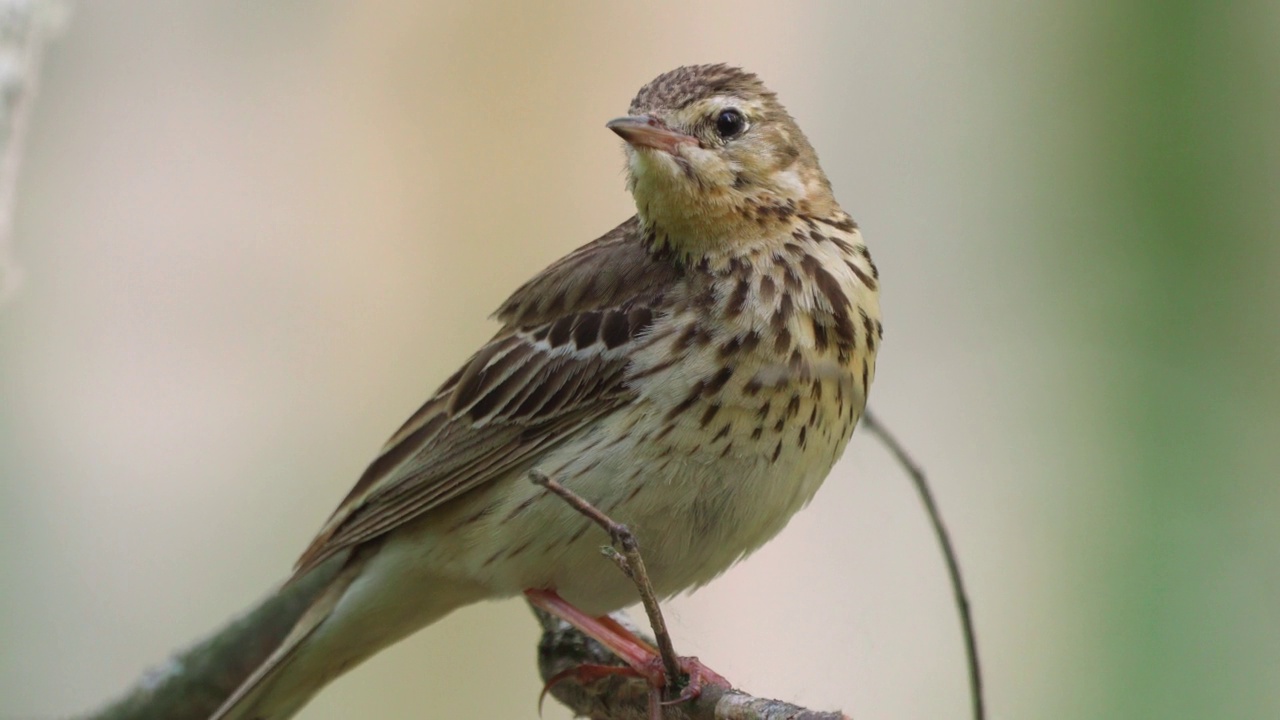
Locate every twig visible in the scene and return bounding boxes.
[529,470,684,697]
[861,409,986,720]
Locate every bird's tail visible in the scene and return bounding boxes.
[209,531,482,719]
[209,559,363,720]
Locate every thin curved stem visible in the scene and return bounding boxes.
[861,409,986,720]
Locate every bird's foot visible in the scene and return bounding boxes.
[526,588,730,710]
[648,654,729,704]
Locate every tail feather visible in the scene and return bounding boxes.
[209,561,361,720]
[208,535,480,720]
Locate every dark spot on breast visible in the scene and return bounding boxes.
[744,377,764,395]
[651,423,676,443]
[773,292,794,330]
[772,440,783,463]
[505,493,542,522]
[798,425,807,448]
[705,366,734,395]
[700,402,721,428]
[773,325,792,354]
[789,349,809,380]
[673,324,697,351]
[625,483,646,502]
[824,232,856,254]
[816,214,858,232]
[802,255,851,313]
[782,264,802,292]
[845,260,877,291]
[674,323,712,352]
[758,275,776,304]
[718,335,741,358]
[693,283,717,308]
[666,380,705,422]
[567,522,591,545]
[506,539,534,560]
[712,423,732,442]
[756,400,771,420]
[751,426,764,440]
[812,317,830,352]
[727,276,752,318]
[785,394,801,418]
[834,309,857,352]
[450,502,497,531]
[856,245,879,279]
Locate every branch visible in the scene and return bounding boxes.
[860,410,985,720]
[533,606,848,720]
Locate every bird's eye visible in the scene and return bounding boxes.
[714,108,747,139]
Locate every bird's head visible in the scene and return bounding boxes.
[609,64,834,258]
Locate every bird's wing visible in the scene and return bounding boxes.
[291,218,680,578]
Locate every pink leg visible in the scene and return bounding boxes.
[525,588,729,702]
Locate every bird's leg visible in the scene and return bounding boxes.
[525,588,662,677]
[527,470,730,708]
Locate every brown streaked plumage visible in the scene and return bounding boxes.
[212,64,881,720]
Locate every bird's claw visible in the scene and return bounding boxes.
[649,655,730,704]
[542,653,729,709]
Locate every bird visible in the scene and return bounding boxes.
[211,63,882,720]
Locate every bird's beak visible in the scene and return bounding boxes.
[606,115,696,155]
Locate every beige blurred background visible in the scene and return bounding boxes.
[2,2,1277,719]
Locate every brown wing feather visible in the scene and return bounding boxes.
[291,218,679,578]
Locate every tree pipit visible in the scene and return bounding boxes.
[213,64,882,720]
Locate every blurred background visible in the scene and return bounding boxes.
[1,2,1277,719]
